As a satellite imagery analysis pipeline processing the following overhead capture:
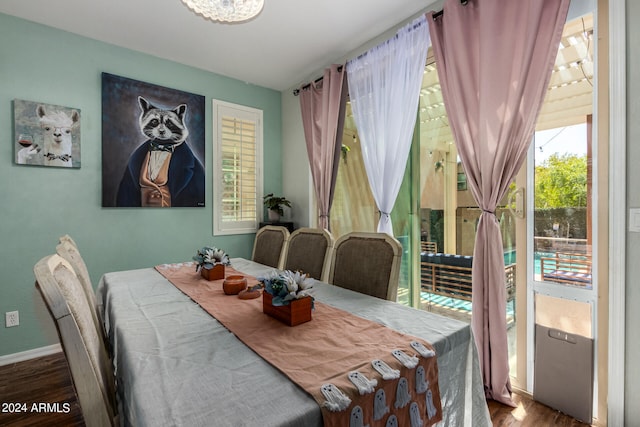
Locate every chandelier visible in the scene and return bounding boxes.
[181,0,264,23]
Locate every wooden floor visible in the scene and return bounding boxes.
[0,352,83,427]
[0,352,592,427]
[487,394,591,427]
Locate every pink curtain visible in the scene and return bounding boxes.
[299,65,347,230]
[429,0,569,406]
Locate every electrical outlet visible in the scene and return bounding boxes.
[5,311,19,328]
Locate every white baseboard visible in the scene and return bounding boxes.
[0,344,62,366]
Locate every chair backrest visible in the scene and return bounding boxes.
[283,227,334,281]
[328,232,402,301]
[34,254,116,427]
[56,241,102,337]
[59,234,79,249]
[251,225,290,269]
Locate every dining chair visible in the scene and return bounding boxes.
[56,240,103,340]
[34,254,117,427]
[59,234,79,249]
[251,225,290,269]
[328,232,403,301]
[282,227,334,281]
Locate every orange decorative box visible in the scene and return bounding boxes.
[201,264,225,281]
[262,292,312,326]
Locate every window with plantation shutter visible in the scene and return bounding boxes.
[213,100,263,235]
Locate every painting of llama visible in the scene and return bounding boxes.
[101,73,205,208]
[14,99,81,168]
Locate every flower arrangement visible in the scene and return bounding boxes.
[192,246,231,272]
[259,270,315,307]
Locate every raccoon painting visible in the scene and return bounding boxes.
[116,96,205,207]
[138,96,189,146]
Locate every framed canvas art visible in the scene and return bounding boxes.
[101,73,205,208]
[14,99,81,168]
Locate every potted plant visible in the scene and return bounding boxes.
[193,246,231,280]
[259,270,314,326]
[263,193,291,221]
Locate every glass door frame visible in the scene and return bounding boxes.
[524,140,599,391]
[515,4,607,420]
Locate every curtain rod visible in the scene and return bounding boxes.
[350,17,428,64]
[433,0,468,20]
[293,65,344,96]
[294,0,469,96]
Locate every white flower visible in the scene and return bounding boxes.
[203,248,230,265]
[298,276,314,291]
[260,269,315,304]
[193,246,231,270]
[281,271,299,293]
[281,270,314,299]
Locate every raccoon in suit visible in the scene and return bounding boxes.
[116,96,204,207]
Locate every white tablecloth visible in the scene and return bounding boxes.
[98,258,490,427]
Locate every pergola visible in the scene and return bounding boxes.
[419,14,594,152]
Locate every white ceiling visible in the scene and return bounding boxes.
[0,0,436,91]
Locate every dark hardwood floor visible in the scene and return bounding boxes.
[0,352,83,427]
[0,352,591,426]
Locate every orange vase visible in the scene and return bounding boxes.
[223,275,247,295]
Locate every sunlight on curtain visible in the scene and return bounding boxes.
[330,125,377,238]
[345,15,431,236]
[298,65,347,230]
[429,0,570,406]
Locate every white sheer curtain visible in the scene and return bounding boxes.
[346,15,430,236]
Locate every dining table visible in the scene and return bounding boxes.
[97,257,491,427]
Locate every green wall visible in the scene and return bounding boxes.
[0,13,282,357]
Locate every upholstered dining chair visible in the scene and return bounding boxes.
[56,240,103,340]
[34,254,117,427]
[59,234,79,249]
[251,225,290,269]
[328,232,403,301]
[282,227,334,281]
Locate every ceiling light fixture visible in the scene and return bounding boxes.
[181,0,264,23]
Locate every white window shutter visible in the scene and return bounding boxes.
[213,100,263,235]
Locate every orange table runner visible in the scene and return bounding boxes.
[157,264,442,427]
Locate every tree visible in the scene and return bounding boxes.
[535,153,588,208]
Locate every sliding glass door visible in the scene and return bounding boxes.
[331,4,607,419]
